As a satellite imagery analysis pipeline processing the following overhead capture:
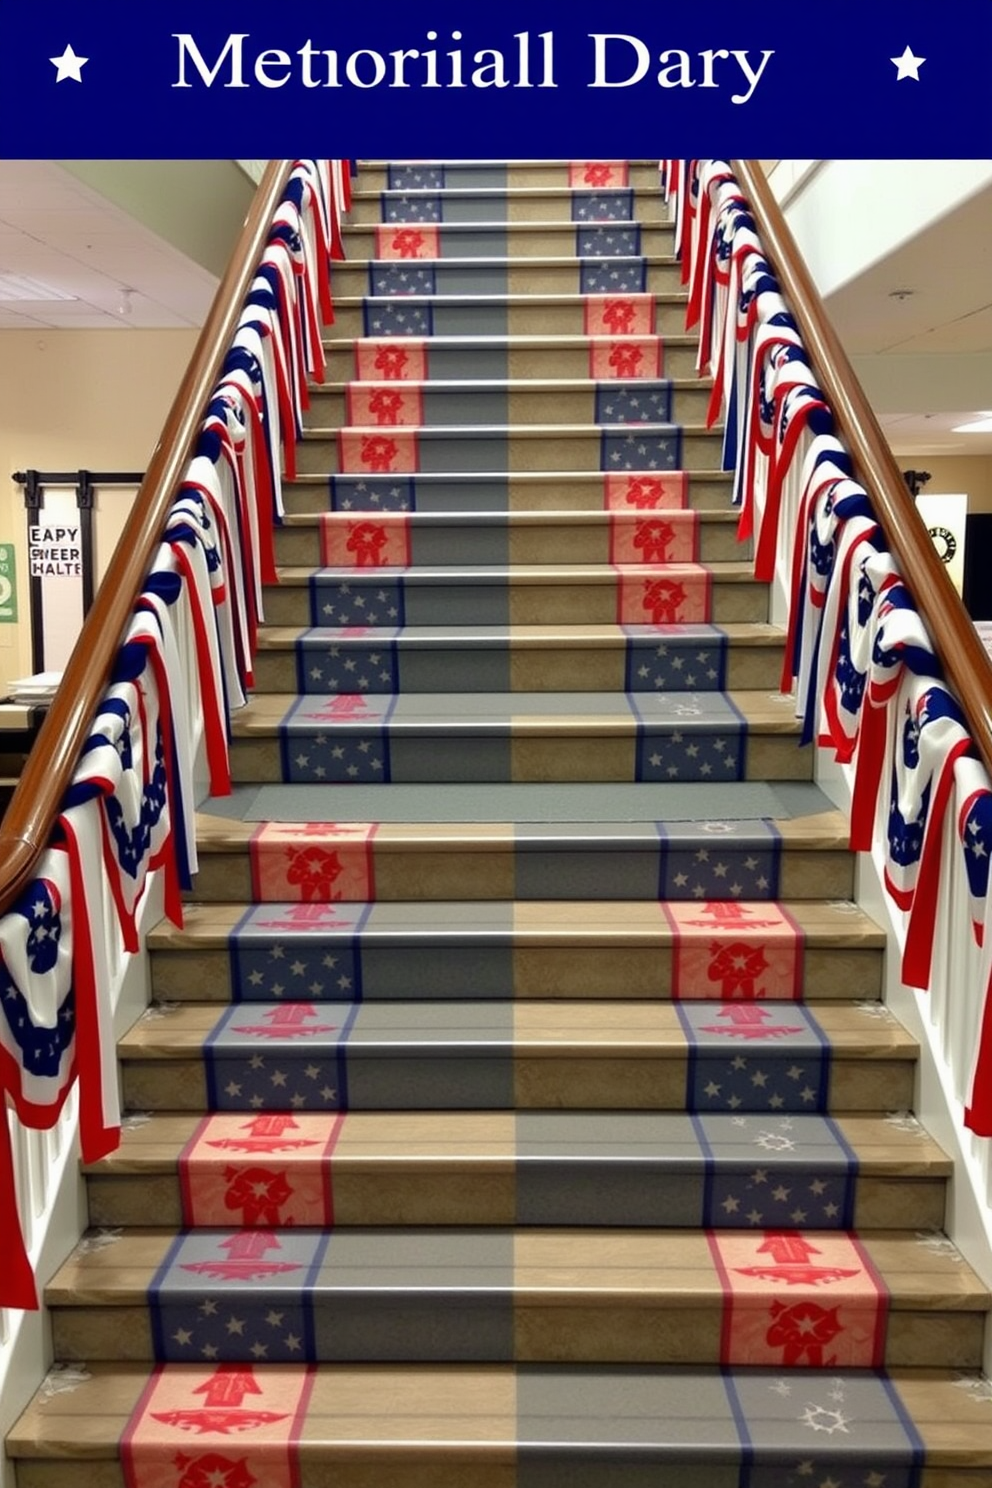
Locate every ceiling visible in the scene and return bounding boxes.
[0,161,216,330]
[2,159,992,456]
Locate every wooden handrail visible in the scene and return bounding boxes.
[732,160,992,778]
[0,159,294,915]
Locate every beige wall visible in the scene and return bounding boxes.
[889,454,992,514]
[0,327,197,689]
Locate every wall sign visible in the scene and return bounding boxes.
[0,544,18,622]
[916,492,967,597]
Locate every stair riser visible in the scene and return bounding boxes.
[228,731,810,786]
[275,518,737,567]
[349,190,670,224]
[148,943,878,1005]
[52,1300,982,1370]
[122,1048,902,1119]
[298,426,716,475]
[323,339,703,382]
[253,639,782,695]
[331,260,682,295]
[188,844,853,903]
[332,298,691,337]
[359,164,664,190]
[308,383,710,427]
[263,578,768,628]
[86,1168,944,1233]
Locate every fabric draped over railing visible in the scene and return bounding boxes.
[663,158,992,1140]
[0,158,348,1309]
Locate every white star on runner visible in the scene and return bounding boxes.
[50,44,88,81]
[891,45,925,79]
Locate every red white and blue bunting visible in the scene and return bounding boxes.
[664,158,992,1140]
[0,159,349,1308]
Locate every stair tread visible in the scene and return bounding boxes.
[12,1361,992,1469]
[47,1226,987,1308]
[230,687,799,733]
[258,619,779,644]
[121,1000,902,1051]
[305,420,706,434]
[273,559,756,581]
[192,801,850,850]
[334,255,682,269]
[285,507,732,525]
[90,1109,951,1176]
[149,898,881,947]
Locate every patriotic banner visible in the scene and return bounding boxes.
[604,471,688,511]
[229,901,369,1003]
[345,384,424,427]
[664,901,804,1001]
[616,566,711,625]
[609,511,698,566]
[602,428,682,473]
[249,824,377,904]
[656,820,780,900]
[584,295,656,337]
[589,337,663,381]
[374,224,440,260]
[180,1113,344,1228]
[625,627,727,693]
[677,1001,829,1114]
[337,429,419,475]
[709,1231,888,1369]
[353,340,428,383]
[320,513,412,569]
[122,1363,315,1488]
[568,162,630,188]
[204,1003,359,1113]
[595,382,673,425]
[695,1113,858,1231]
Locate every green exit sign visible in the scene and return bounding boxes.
[0,544,17,621]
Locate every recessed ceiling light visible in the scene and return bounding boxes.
[0,273,76,303]
[952,412,992,433]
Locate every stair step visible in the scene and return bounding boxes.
[275,508,739,568]
[331,255,682,296]
[322,332,703,383]
[189,805,855,903]
[348,187,669,224]
[282,467,733,515]
[297,421,719,475]
[330,293,693,338]
[16,1359,992,1488]
[148,897,882,1001]
[45,1226,988,1368]
[227,688,806,785]
[263,563,767,628]
[121,1000,904,1113]
[342,217,675,260]
[360,161,663,190]
[252,621,782,695]
[307,376,710,426]
[86,1110,950,1232]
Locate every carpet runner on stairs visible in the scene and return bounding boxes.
[8,158,992,1487]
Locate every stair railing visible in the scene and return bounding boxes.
[665,160,992,1205]
[0,158,348,1331]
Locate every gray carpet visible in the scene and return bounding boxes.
[200,782,834,824]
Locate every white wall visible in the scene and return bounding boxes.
[768,160,992,298]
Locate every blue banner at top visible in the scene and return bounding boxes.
[6,0,991,157]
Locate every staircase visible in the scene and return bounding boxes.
[8,160,992,1485]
